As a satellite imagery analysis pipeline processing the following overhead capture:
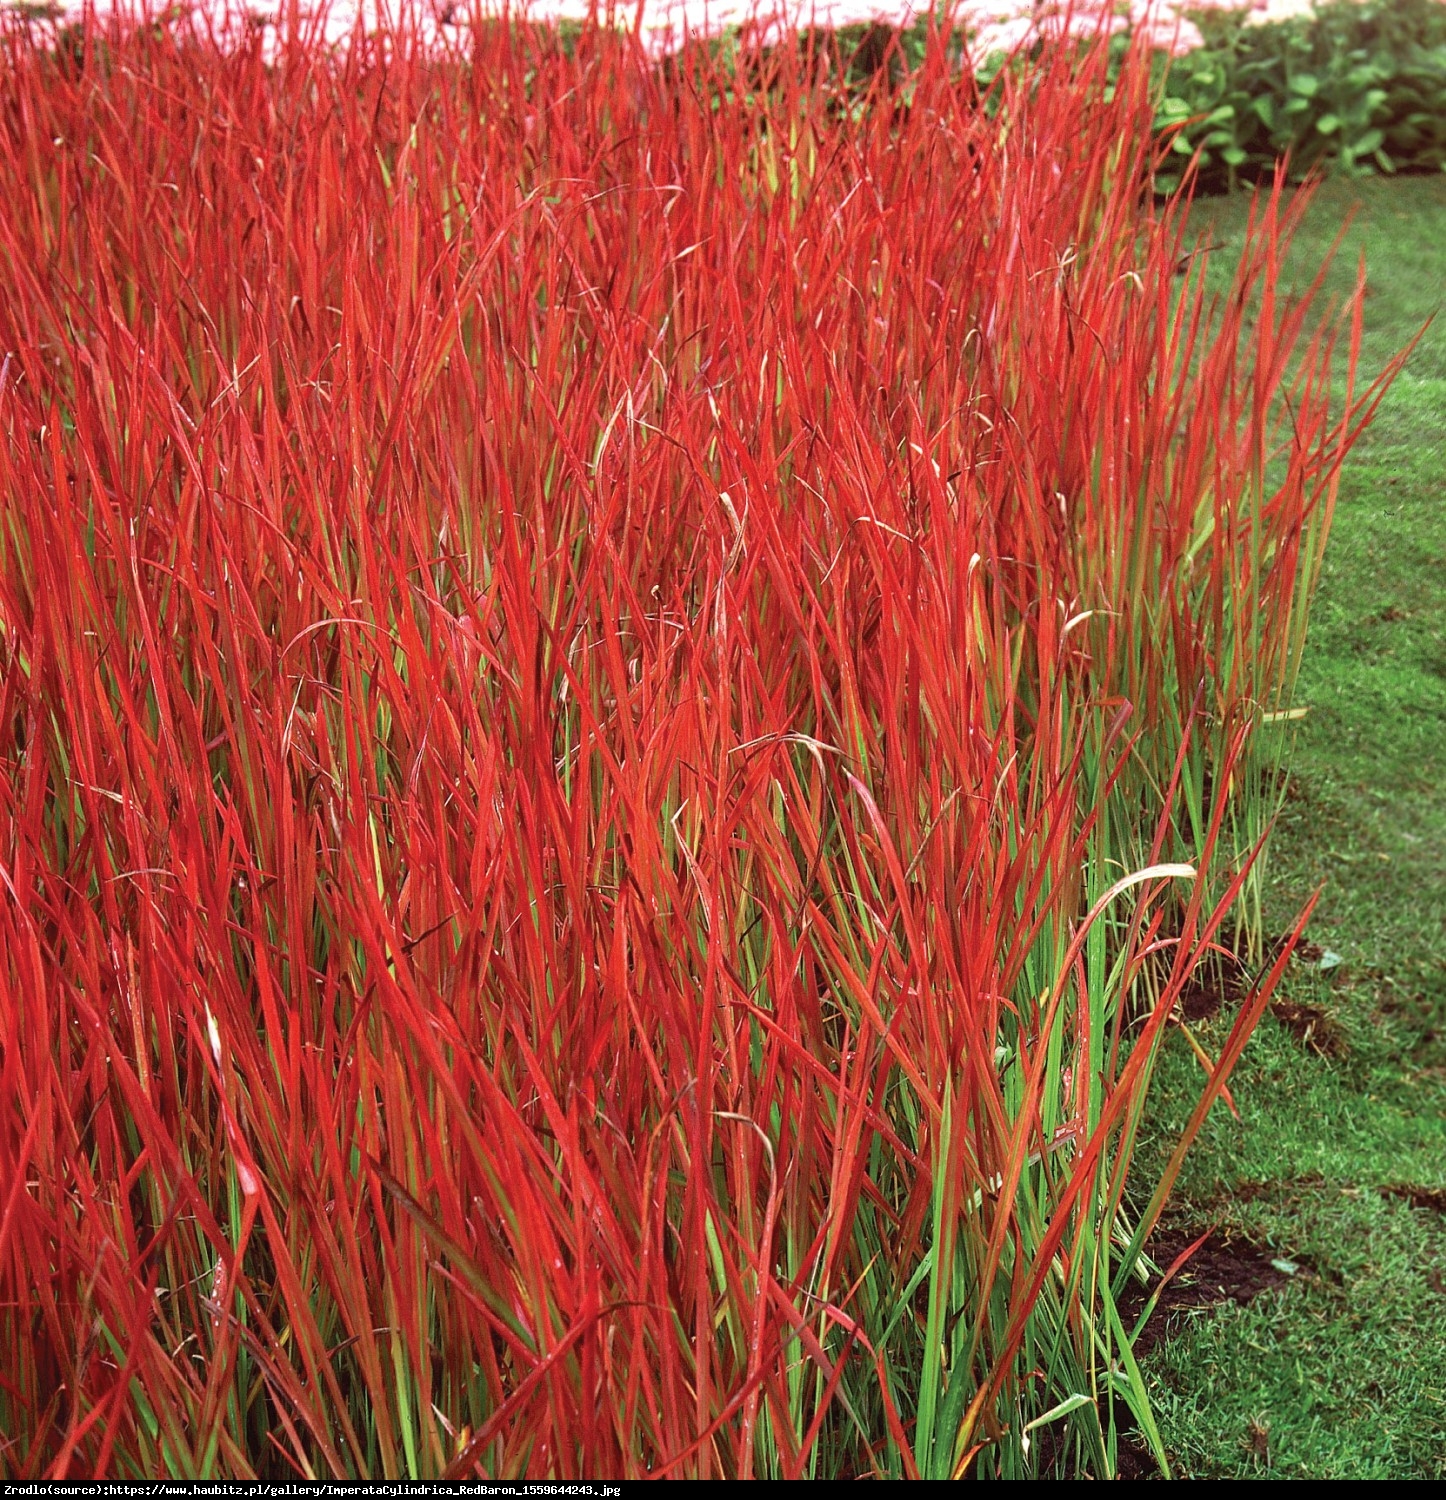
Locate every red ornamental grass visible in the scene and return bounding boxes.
[0,6,1399,1480]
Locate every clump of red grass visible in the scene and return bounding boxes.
[0,5,1397,1480]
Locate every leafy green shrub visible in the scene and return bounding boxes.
[796,3,1446,193]
[1154,0,1446,192]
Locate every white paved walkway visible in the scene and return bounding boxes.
[2,1,1341,63]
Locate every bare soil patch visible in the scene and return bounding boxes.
[1381,1183,1446,1214]
[1170,936,1345,1055]
[1269,997,1343,1056]
[1030,1224,1294,1477]
[1121,1225,1293,1360]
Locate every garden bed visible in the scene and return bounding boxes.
[0,7,1428,1481]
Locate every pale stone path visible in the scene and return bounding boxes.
[2,1,1342,63]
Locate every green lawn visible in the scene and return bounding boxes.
[1135,173,1446,1479]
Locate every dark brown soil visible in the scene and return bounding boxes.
[1381,1183,1446,1214]
[1118,1225,1293,1360]
[1230,1170,1326,1207]
[1177,962,1249,1023]
[1243,1415,1272,1465]
[1032,1225,1291,1479]
[1269,998,1343,1056]
[1172,932,1310,1016]
[1113,1435,1162,1480]
[1169,940,1344,1056]
[1173,940,1265,1024]
[1030,1418,1163,1481]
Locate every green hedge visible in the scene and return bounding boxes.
[1153,0,1446,192]
[823,3,1446,193]
[817,5,1446,193]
